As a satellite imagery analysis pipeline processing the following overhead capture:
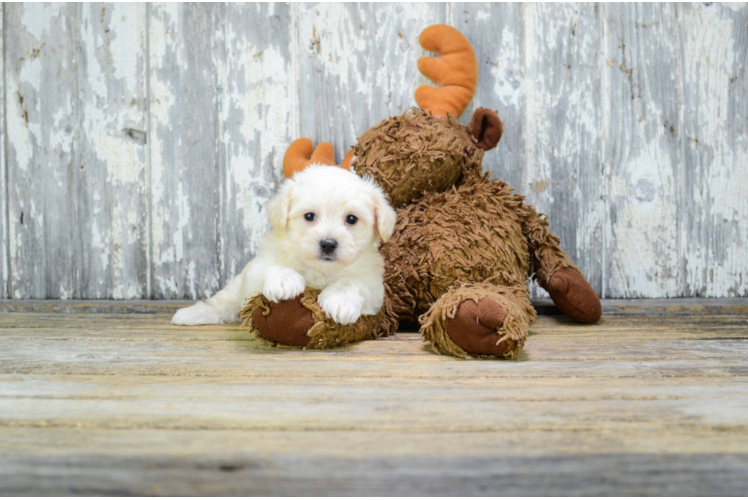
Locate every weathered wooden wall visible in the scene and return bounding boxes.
[2,3,746,300]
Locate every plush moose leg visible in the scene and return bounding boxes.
[241,288,398,349]
[420,282,536,359]
[521,207,602,324]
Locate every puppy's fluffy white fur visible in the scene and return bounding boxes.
[172,165,396,326]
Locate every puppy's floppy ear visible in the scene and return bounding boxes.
[267,179,295,231]
[371,187,397,242]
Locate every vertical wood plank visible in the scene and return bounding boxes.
[294,3,446,160]
[523,3,605,297]
[6,4,80,298]
[77,3,149,299]
[679,3,748,297]
[148,3,224,299]
[0,4,6,299]
[5,3,147,299]
[218,3,293,282]
[602,4,683,298]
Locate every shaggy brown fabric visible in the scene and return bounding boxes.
[377,173,552,359]
[519,203,579,289]
[420,282,535,359]
[381,173,533,317]
[352,107,483,208]
[548,267,602,324]
[240,287,397,349]
[468,108,503,151]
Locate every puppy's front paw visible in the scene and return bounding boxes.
[263,266,306,303]
[318,286,365,325]
[172,301,223,325]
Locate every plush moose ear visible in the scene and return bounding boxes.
[469,108,503,151]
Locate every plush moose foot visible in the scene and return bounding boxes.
[250,295,315,347]
[445,298,511,356]
[547,268,602,324]
[420,283,535,359]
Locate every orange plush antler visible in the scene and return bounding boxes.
[415,25,478,119]
[283,138,353,178]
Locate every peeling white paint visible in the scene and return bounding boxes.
[148,3,180,279]
[224,38,289,252]
[603,4,683,298]
[5,3,149,299]
[20,3,62,42]
[0,6,6,298]
[681,4,748,297]
[7,60,42,173]
[108,5,144,94]
[2,3,746,300]
[523,4,550,201]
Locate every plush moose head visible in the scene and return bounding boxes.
[351,25,504,208]
[281,25,504,209]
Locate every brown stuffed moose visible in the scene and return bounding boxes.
[241,24,601,359]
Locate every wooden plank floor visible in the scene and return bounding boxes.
[1,302,748,495]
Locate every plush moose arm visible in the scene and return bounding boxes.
[520,204,602,323]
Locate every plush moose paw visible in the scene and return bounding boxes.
[547,268,602,324]
[444,298,512,356]
[251,296,315,347]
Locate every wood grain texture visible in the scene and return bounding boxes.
[603,4,683,298]
[5,4,82,299]
[3,297,748,315]
[149,4,299,298]
[1,311,748,494]
[1,450,746,496]
[1,5,7,299]
[5,4,148,300]
[219,3,293,283]
[2,3,747,300]
[679,3,748,298]
[2,451,748,496]
[148,3,224,299]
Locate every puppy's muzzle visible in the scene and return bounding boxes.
[319,238,338,260]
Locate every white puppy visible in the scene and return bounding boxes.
[171,164,397,326]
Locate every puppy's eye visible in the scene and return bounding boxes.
[346,215,358,225]
[304,213,316,222]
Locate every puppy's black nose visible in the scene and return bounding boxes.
[319,238,338,255]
